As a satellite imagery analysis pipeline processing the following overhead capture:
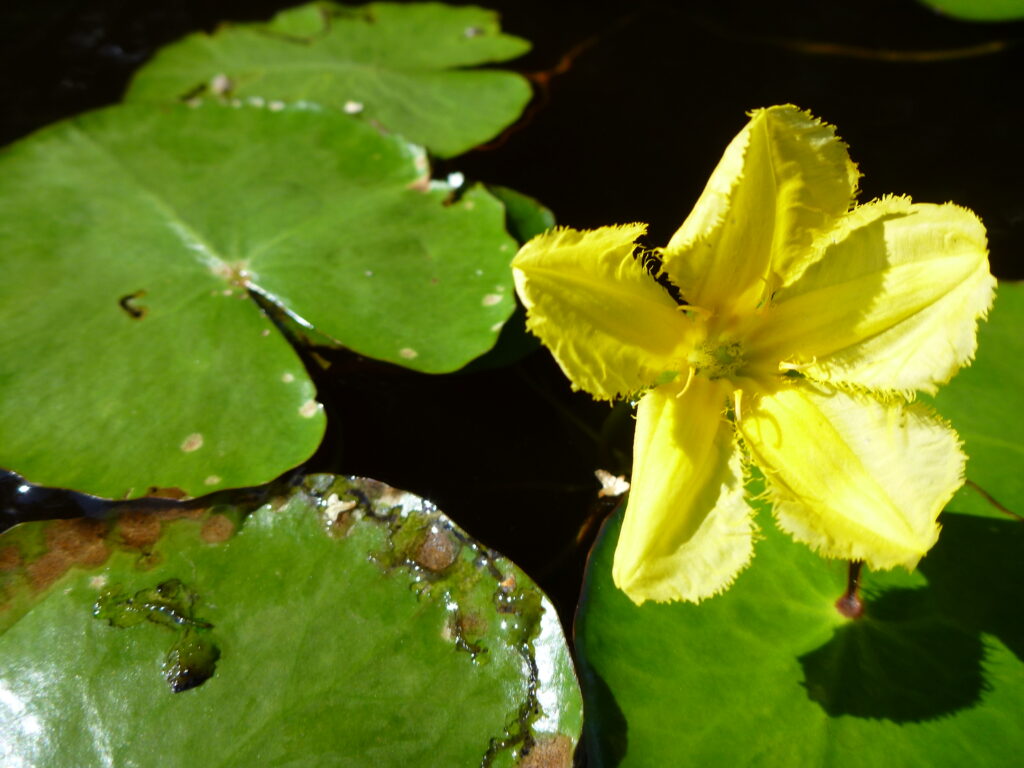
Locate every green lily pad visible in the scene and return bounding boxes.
[917,0,1024,21]
[460,185,554,371]
[0,475,582,767]
[487,185,556,246]
[0,102,519,498]
[125,1,533,158]
[576,283,1024,765]
[266,183,551,370]
[576,499,1023,766]
[929,281,1024,520]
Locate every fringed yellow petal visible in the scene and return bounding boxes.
[661,105,858,316]
[748,198,995,394]
[738,383,964,570]
[512,224,693,400]
[612,377,754,604]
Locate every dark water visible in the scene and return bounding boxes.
[2,0,1022,619]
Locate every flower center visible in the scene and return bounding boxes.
[688,340,745,380]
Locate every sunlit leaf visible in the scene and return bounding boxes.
[0,102,519,497]
[0,475,581,767]
[917,0,1024,21]
[576,498,1023,766]
[576,282,1023,765]
[929,281,1024,520]
[125,1,532,158]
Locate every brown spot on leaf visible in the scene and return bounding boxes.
[48,519,110,561]
[406,175,431,192]
[155,507,204,522]
[458,609,487,638]
[210,260,253,288]
[0,545,22,571]
[201,514,235,544]
[27,551,72,591]
[145,487,189,500]
[415,526,460,572]
[135,551,164,571]
[518,735,573,768]
[180,433,204,452]
[118,511,162,550]
[118,290,148,319]
[26,520,111,591]
[328,510,356,538]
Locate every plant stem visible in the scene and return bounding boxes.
[835,560,865,619]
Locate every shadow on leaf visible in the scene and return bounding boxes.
[799,512,1022,723]
[580,668,628,767]
[800,588,986,722]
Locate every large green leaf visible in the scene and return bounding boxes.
[0,102,519,498]
[917,0,1024,21]
[0,475,582,767]
[929,281,1024,520]
[576,502,1023,766]
[575,282,1024,766]
[125,1,532,158]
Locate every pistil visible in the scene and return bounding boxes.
[688,340,745,380]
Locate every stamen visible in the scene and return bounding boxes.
[677,304,712,318]
[676,366,696,398]
[734,389,744,423]
[754,273,775,310]
[779,355,818,372]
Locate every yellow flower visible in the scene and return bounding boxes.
[512,105,994,605]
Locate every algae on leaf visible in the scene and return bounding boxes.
[0,475,582,767]
[0,102,519,498]
[126,1,533,158]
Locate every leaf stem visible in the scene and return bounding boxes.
[835,560,865,619]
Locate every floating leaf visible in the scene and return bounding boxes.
[488,185,556,246]
[0,475,582,767]
[460,185,555,370]
[929,281,1024,520]
[0,102,519,497]
[917,0,1024,21]
[576,499,1023,766]
[576,283,1023,765]
[125,1,533,158]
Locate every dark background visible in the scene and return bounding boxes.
[2,0,1022,618]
